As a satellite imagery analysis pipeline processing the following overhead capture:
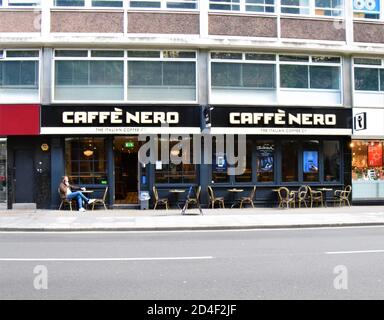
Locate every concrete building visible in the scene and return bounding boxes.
[0,0,383,209]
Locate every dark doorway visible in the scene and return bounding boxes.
[14,149,34,203]
[114,137,139,205]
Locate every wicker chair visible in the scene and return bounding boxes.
[153,186,169,210]
[207,186,225,208]
[307,186,324,208]
[334,185,352,207]
[239,186,256,208]
[297,185,309,208]
[277,187,295,209]
[58,187,75,211]
[182,186,203,215]
[91,187,108,210]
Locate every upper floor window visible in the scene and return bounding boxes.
[353,0,381,19]
[354,57,384,91]
[130,0,198,9]
[211,52,276,89]
[54,0,123,7]
[209,52,342,105]
[281,0,343,16]
[53,49,197,102]
[53,0,198,9]
[280,55,341,90]
[0,0,40,7]
[209,0,275,13]
[0,50,40,103]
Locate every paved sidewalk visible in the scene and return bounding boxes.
[0,205,383,231]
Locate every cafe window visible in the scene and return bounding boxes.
[323,140,340,182]
[0,50,40,103]
[282,140,298,182]
[352,140,384,200]
[155,137,197,184]
[65,137,108,185]
[235,138,252,183]
[303,140,320,182]
[256,141,274,183]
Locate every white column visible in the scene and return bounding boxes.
[200,0,209,38]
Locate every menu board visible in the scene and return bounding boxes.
[256,144,274,172]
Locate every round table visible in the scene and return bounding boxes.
[227,188,244,208]
[169,189,186,209]
[316,188,333,207]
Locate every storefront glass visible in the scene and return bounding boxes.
[155,137,197,184]
[65,137,107,185]
[0,139,6,206]
[256,141,274,183]
[352,140,384,200]
[282,140,298,182]
[235,138,252,182]
[323,140,340,182]
[303,140,320,182]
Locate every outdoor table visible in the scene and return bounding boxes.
[227,188,244,208]
[169,189,186,209]
[316,188,333,207]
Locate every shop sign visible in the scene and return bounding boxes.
[40,105,201,135]
[353,108,384,138]
[208,106,352,136]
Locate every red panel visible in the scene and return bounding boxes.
[0,105,40,136]
[368,142,383,167]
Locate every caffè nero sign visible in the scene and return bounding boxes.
[208,106,352,136]
[40,105,200,134]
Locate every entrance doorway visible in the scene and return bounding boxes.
[14,149,34,203]
[114,136,140,205]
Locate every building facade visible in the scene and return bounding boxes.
[0,0,383,209]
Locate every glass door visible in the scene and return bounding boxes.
[114,136,140,205]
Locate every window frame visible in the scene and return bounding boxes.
[52,0,199,10]
[209,0,276,15]
[0,49,41,103]
[278,54,342,92]
[353,57,384,93]
[209,51,342,100]
[208,137,343,187]
[0,0,41,8]
[353,0,383,21]
[208,0,344,18]
[52,49,198,104]
[210,51,277,91]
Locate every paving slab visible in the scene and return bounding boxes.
[0,206,383,231]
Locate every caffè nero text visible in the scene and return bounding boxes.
[229,110,337,126]
[62,109,179,124]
